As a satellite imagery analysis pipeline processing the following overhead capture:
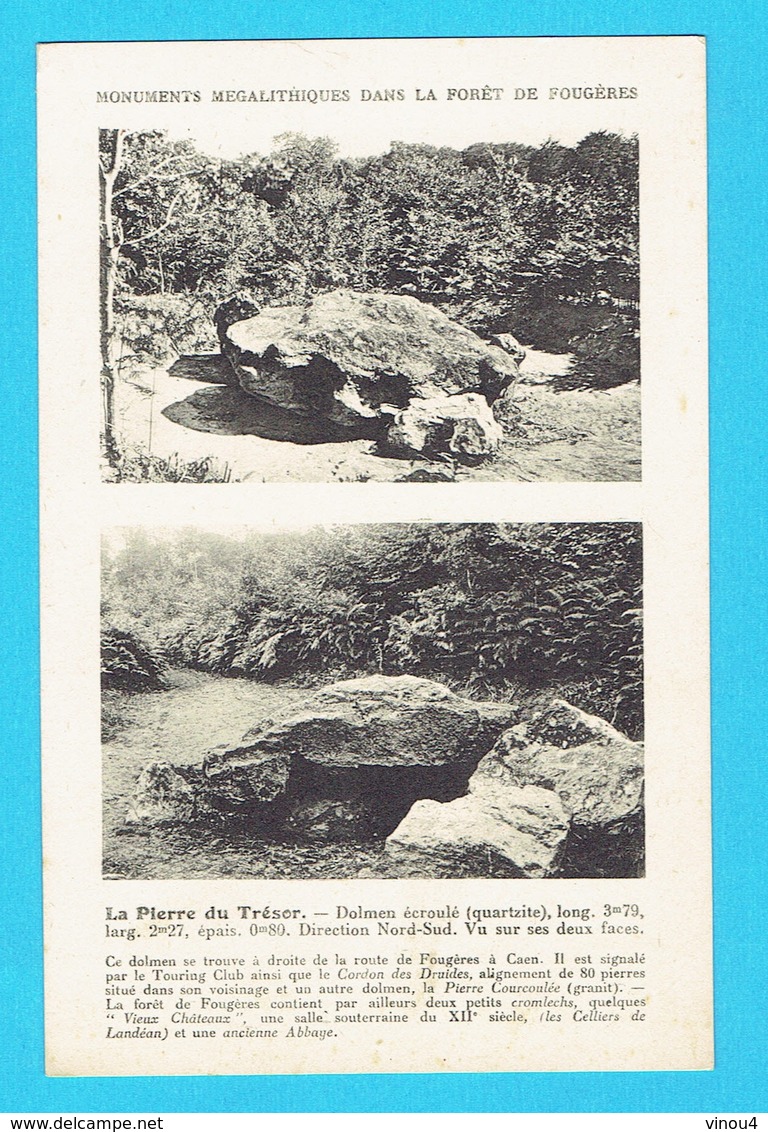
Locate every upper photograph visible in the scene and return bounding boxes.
[99,127,640,483]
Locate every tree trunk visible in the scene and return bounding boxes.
[99,129,125,470]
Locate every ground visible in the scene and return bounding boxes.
[102,670,387,879]
[111,345,641,483]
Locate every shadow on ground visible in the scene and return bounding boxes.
[162,384,378,445]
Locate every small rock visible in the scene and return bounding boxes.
[386,393,504,463]
[396,467,456,483]
[127,762,197,825]
[203,743,291,807]
[285,799,377,842]
[489,332,527,363]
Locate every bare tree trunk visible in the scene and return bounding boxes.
[99,129,125,470]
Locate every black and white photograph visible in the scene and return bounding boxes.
[40,36,710,1077]
[99,127,641,484]
[102,521,644,880]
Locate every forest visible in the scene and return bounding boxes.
[100,129,640,481]
[102,522,643,739]
[101,523,643,879]
[103,129,637,309]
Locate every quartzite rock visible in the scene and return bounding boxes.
[384,698,644,878]
[385,393,504,462]
[285,798,378,842]
[202,742,292,808]
[489,332,527,364]
[385,786,570,877]
[127,762,199,825]
[470,700,644,828]
[220,289,520,432]
[201,674,516,806]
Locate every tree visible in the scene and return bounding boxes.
[98,128,125,468]
[99,130,216,465]
[110,131,209,293]
[102,129,641,384]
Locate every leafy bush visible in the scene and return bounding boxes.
[498,297,640,391]
[109,130,638,332]
[101,626,167,692]
[501,297,611,354]
[114,293,218,369]
[559,312,640,391]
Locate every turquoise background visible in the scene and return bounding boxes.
[2,0,766,1113]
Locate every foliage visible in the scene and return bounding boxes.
[103,524,643,737]
[113,293,218,368]
[560,313,641,391]
[106,130,640,388]
[502,297,639,390]
[101,626,167,692]
[110,448,235,483]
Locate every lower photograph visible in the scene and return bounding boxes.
[101,521,644,882]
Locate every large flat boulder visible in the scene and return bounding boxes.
[202,675,516,805]
[220,289,520,432]
[385,787,570,877]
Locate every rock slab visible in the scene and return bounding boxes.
[221,289,520,432]
[469,700,645,877]
[384,699,644,878]
[385,786,570,877]
[202,674,516,805]
[471,700,644,827]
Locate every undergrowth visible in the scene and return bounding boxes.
[103,524,643,739]
[503,298,639,390]
[108,448,235,483]
[101,626,167,693]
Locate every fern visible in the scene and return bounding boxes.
[101,626,166,692]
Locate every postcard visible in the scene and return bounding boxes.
[38,35,710,1075]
